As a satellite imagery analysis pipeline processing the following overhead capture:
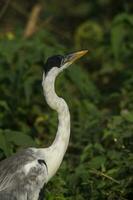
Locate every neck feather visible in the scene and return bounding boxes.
[42,68,70,181]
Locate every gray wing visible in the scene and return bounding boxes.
[0,189,17,200]
[0,148,36,191]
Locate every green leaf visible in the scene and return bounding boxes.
[111,23,125,59]
[0,130,12,156]
[122,111,133,122]
[89,156,106,169]
[111,13,133,59]
[5,130,36,147]
[0,100,10,111]
[67,65,99,101]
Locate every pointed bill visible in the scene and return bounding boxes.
[63,50,88,64]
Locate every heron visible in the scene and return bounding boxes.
[0,50,88,200]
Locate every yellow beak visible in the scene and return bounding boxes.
[64,50,88,64]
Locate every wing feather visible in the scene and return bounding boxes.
[0,148,36,191]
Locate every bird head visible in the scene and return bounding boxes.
[43,50,88,75]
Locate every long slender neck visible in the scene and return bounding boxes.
[42,68,70,181]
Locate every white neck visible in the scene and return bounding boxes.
[41,68,70,181]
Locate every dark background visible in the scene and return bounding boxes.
[0,0,133,199]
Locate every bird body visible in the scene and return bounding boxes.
[0,50,88,200]
[0,148,47,199]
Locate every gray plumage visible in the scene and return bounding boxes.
[0,148,47,200]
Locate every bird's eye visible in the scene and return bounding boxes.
[38,159,46,166]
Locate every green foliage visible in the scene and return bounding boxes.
[111,13,133,61]
[75,21,104,54]
[0,0,133,199]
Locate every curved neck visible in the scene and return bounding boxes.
[42,68,70,181]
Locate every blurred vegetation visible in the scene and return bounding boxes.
[0,0,133,199]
